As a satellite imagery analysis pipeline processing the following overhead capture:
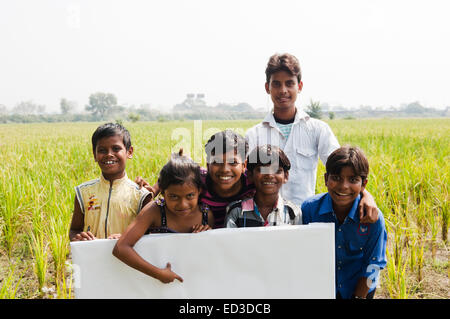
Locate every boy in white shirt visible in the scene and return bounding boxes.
[246,53,378,223]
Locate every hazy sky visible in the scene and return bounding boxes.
[1,0,449,113]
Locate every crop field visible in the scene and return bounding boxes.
[0,118,449,299]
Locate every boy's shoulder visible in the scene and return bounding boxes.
[301,192,328,208]
[226,198,246,213]
[124,177,149,193]
[76,178,101,189]
[281,197,301,216]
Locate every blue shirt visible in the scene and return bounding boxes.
[301,193,387,299]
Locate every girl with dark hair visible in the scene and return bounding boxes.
[112,149,214,284]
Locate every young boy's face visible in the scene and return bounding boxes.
[94,135,133,181]
[207,151,245,196]
[265,70,303,113]
[249,164,288,197]
[325,166,368,210]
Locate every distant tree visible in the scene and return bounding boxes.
[60,98,77,114]
[128,113,140,123]
[85,92,118,119]
[12,100,46,115]
[232,102,254,112]
[404,101,426,114]
[305,99,322,119]
[328,111,335,120]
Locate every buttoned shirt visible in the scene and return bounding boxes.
[301,193,387,299]
[245,109,340,207]
[225,194,302,228]
[75,173,150,238]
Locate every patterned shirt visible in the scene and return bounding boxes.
[225,195,302,228]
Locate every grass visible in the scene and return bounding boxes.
[0,118,449,299]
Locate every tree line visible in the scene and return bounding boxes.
[1,92,448,124]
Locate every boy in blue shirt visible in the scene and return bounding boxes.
[302,146,387,299]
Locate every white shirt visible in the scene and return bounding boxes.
[245,108,340,206]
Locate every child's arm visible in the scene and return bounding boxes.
[358,189,379,223]
[352,277,371,298]
[69,197,96,241]
[112,203,183,284]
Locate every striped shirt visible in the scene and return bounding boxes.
[200,167,255,229]
[276,122,293,140]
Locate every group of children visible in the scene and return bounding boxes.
[69,53,387,299]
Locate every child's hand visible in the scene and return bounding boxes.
[107,233,121,240]
[359,191,379,223]
[157,262,183,284]
[71,231,96,241]
[191,224,211,233]
[135,176,150,190]
[135,176,156,196]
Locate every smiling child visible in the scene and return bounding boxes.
[113,149,214,283]
[301,146,387,299]
[69,123,152,241]
[225,145,301,227]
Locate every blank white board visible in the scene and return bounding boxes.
[70,223,335,299]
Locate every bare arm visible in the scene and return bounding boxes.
[112,202,183,283]
[353,277,371,298]
[69,197,96,241]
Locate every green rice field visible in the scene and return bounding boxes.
[0,118,449,298]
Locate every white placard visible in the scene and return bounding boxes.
[70,223,335,299]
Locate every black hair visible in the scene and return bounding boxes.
[204,130,248,163]
[265,53,302,84]
[158,149,203,192]
[246,145,291,173]
[91,122,132,153]
[326,146,369,182]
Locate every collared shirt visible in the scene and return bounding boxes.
[245,108,340,207]
[224,194,302,228]
[75,173,150,238]
[301,193,387,299]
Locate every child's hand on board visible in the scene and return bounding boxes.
[71,231,96,241]
[191,224,212,233]
[157,262,183,284]
[107,233,121,240]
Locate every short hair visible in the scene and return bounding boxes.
[204,130,248,163]
[265,53,302,84]
[326,146,369,182]
[91,122,132,153]
[246,145,291,173]
[158,149,203,192]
